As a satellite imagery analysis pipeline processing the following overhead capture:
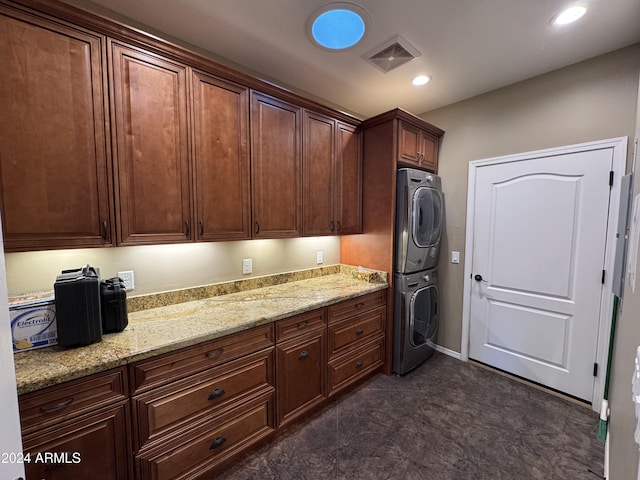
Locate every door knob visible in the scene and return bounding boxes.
[474,274,483,282]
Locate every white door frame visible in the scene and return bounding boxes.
[461,137,628,412]
[0,222,25,479]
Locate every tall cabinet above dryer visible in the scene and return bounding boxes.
[340,108,444,375]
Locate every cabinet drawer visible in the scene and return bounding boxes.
[19,367,128,434]
[328,336,384,396]
[327,290,386,324]
[275,308,326,342]
[131,324,273,394]
[328,306,385,358]
[134,349,274,450]
[138,392,274,480]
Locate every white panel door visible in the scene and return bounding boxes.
[469,148,613,402]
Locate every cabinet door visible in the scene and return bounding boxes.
[110,43,191,245]
[0,10,112,251]
[397,120,422,167]
[276,330,326,427]
[192,71,250,241]
[336,122,363,234]
[251,92,302,238]
[420,131,438,173]
[23,402,131,480]
[303,111,335,236]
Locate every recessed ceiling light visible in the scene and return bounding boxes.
[552,5,587,26]
[306,3,370,51]
[412,75,431,86]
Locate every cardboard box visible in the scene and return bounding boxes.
[350,268,381,283]
[10,298,57,352]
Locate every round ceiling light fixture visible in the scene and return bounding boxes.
[306,3,370,51]
[412,75,431,86]
[552,5,588,26]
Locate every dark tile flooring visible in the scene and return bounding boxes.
[218,353,604,480]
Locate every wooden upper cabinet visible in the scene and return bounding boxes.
[302,113,362,236]
[0,9,113,251]
[303,111,336,236]
[336,122,363,234]
[191,71,251,241]
[250,92,302,238]
[398,120,439,172]
[110,42,191,245]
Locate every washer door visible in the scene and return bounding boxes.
[409,285,438,347]
[412,186,442,248]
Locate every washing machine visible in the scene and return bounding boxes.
[395,168,443,273]
[392,268,439,375]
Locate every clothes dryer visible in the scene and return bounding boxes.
[395,168,443,273]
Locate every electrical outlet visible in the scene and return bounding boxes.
[117,270,135,291]
[316,250,324,264]
[242,258,253,275]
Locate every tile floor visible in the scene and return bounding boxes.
[218,353,604,479]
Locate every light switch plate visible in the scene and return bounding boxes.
[451,251,460,264]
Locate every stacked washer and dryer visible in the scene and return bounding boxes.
[392,168,443,375]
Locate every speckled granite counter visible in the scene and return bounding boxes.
[14,273,387,395]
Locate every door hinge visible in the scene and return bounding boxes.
[602,269,606,284]
[609,171,614,187]
[593,362,598,377]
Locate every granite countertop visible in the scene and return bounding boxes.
[13,273,387,395]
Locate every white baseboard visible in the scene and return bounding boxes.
[430,343,462,360]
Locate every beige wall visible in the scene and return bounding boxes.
[422,43,640,479]
[607,72,640,480]
[5,237,340,297]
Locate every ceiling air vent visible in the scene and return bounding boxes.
[363,34,421,73]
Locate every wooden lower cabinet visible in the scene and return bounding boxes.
[22,399,131,480]
[130,326,276,479]
[327,291,386,397]
[132,349,274,451]
[328,337,385,396]
[136,392,274,480]
[130,325,274,394]
[19,368,131,480]
[276,323,327,427]
[328,306,385,357]
[18,291,387,480]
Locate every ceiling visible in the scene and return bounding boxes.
[81,0,640,119]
